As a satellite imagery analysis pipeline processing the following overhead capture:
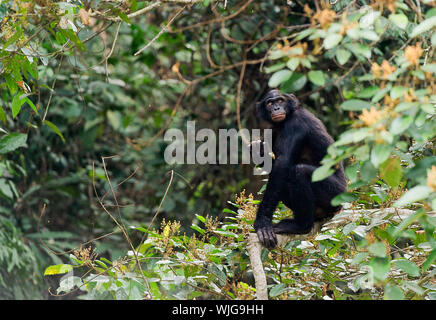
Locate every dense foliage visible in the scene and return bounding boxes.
[0,0,435,299]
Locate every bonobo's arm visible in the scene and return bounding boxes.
[254,125,305,248]
[254,156,289,248]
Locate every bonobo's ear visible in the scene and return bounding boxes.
[283,93,299,108]
[283,93,297,102]
[256,100,269,121]
[256,100,264,117]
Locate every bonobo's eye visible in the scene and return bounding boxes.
[277,98,284,104]
[266,101,273,108]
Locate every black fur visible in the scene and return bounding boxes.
[253,89,347,248]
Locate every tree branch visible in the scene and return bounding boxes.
[247,208,435,300]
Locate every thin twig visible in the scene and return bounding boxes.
[171,0,254,33]
[93,160,153,299]
[140,85,191,147]
[105,21,122,80]
[37,202,117,256]
[141,170,176,244]
[42,55,64,122]
[134,6,186,56]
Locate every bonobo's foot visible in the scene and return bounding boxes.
[273,219,312,235]
[254,218,277,248]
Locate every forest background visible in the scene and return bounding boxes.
[0,0,435,300]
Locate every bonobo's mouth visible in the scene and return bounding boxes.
[271,113,286,122]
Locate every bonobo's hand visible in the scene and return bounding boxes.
[254,218,277,248]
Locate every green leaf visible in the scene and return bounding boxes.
[390,86,408,99]
[335,48,351,65]
[393,186,433,207]
[395,102,417,112]
[214,230,237,238]
[191,225,205,235]
[281,73,307,92]
[389,14,409,30]
[195,214,206,223]
[59,29,86,51]
[25,97,38,114]
[389,116,413,135]
[295,28,314,41]
[0,105,6,123]
[361,30,379,41]
[371,144,391,168]
[393,259,420,277]
[384,284,404,300]
[100,257,113,266]
[421,103,435,114]
[312,164,334,182]
[222,208,236,214]
[334,128,371,146]
[269,50,287,60]
[392,210,427,237]
[421,63,436,73]
[422,249,436,272]
[44,120,66,143]
[268,70,293,88]
[11,93,26,118]
[410,16,436,38]
[95,260,108,269]
[269,284,287,297]
[112,8,130,24]
[347,43,372,59]
[0,178,13,198]
[300,58,311,69]
[356,86,379,99]
[44,264,73,275]
[286,57,299,71]
[426,8,436,19]
[370,257,390,281]
[340,99,372,111]
[0,133,27,154]
[345,163,359,182]
[402,281,424,296]
[331,192,357,206]
[324,33,343,50]
[368,242,387,257]
[354,144,370,161]
[372,87,391,103]
[361,160,377,182]
[308,70,326,86]
[379,157,402,188]
[264,63,286,74]
[351,252,368,265]
[3,27,23,49]
[5,73,18,95]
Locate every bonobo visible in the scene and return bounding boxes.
[253,89,347,248]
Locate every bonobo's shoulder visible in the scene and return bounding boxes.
[295,108,322,123]
[296,108,329,132]
[296,107,316,118]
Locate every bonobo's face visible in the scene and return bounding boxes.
[259,90,298,123]
[265,94,287,122]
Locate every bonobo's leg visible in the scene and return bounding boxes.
[273,164,345,234]
[273,164,315,234]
